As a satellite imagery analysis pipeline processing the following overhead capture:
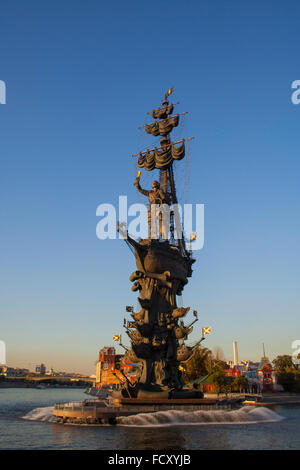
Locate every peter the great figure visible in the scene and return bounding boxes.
[134,176,169,239]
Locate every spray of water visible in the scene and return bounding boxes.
[116,407,284,427]
[22,406,58,423]
[21,405,284,427]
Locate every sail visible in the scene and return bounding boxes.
[145,115,179,137]
[152,103,174,119]
[138,141,185,171]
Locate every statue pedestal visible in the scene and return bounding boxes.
[112,388,204,401]
[52,396,242,425]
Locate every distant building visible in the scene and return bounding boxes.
[256,357,283,392]
[14,368,29,377]
[0,366,29,377]
[196,354,282,394]
[95,346,137,389]
[233,341,238,365]
[35,364,46,375]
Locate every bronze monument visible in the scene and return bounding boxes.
[115,89,205,400]
[52,91,242,424]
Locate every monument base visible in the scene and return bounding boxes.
[53,396,243,425]
[112,387,204,400]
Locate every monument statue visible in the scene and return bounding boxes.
[115,89,205,400]
[134,177,169,239]
[52,91,223,425]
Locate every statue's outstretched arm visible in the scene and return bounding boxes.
[134,177,150,197]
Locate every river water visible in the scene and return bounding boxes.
[0,388,300,450]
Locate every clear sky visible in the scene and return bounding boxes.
[1,1,300,374]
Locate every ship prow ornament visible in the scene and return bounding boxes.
[114,90,206,400]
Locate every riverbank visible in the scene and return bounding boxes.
[0,382,33,388]
[203,392,300,406]
[249,393,300,407]
[0,383,86,389]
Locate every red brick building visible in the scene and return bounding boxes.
[95,346,137,389]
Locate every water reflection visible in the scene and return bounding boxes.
[115,426,186,450]
[50,422,186,450]
[50,423,117,450]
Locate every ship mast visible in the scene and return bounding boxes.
[134,88,192,256]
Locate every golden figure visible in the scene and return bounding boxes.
[134,175,169,239]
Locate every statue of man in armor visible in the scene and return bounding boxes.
[134,176,169,239]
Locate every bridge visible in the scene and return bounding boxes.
[3,375,95,385]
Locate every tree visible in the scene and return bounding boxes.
[181,346,213,383]
[232,375,248,393]
[273,355,296,372]
[272,355,300,392]
[210,358,229,372]
[210,368,227,395]
[277,372,294,392]
[212,346,226,362]
[207,359,229,395]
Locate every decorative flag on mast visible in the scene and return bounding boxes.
[164,87,174,101]
[202,327,211,335]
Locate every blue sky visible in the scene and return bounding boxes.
[1,1,300,373]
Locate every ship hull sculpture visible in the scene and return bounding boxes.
[114,89,205,401]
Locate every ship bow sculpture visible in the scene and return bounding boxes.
[115,89,204,400]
